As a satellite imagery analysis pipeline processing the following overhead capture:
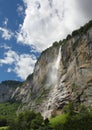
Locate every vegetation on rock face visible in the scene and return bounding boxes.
[35,88,50,104]
[72,20,92,36]
[71,83,78,91]
[53,41,59,47]
[26,74,33,81]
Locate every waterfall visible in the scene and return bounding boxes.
[43,46,62,118]
[48,46,62,85]
[55,46,62,70]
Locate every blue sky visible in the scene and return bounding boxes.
[0,0,40,82]
[0,0,92,82]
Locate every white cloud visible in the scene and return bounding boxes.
[3,18,8,26]
[0,44,11,50]
[16,0,91,51]
[17,4,24,12]
[17,4,24,16]
[0,27,13,40]
[7,68,12,73]
[0,50,18,65]
[0,49,36,80]
[14,54,36,80]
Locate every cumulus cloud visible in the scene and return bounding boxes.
[0,49,37,80]
[16,0,92,51]
[0,27,13,40]
[0,50,17,65]
[14,54,36,80]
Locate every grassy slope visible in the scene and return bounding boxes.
[0,126,8,130]
[50,114,68,127]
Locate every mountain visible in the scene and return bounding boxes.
[0,80,22,103]
[0,20,92,118]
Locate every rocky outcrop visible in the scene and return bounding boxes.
[0,81,22,103]
[0,21,92,118]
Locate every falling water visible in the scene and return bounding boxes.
[55,46,62,70]
[49,46,62,84]
[43,46,62,118]
[42,46,62,118]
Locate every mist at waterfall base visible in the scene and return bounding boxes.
[48,46,62,85]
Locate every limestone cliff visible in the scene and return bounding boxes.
[0,81,22,103]
[0,21,92,118]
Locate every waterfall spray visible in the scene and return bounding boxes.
[48,46,62,84]
[55,46,62,70]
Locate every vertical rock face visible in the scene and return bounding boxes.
[0,22,92,118]
[0,81,22,103]
[0,84,13,103]
[13,26,92,118]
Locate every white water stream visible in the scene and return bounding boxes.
[49,46,62,84]
[55,46,62,70]
[43,46,62,118]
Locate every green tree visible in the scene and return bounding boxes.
[0,116,7,127]
[8,111,53,130]
[63,102,75,116]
